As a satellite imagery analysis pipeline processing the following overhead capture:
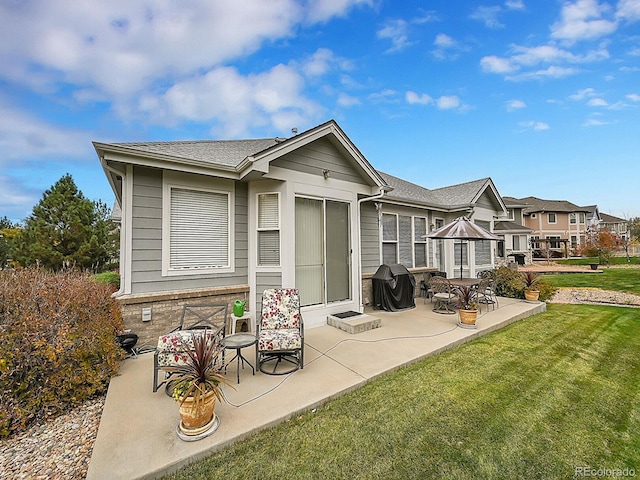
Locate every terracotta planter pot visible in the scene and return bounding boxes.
[524,289,540,302]
[178,390,217,431]
[459,308,478,326]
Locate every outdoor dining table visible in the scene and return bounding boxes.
[448,277,480,288]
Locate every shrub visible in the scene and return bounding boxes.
[0,268,125,438]
[93,271,121,291]
[493,266,557,302]
[493,266,525,299]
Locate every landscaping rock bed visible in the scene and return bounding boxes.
[549,287,640,308]
[0,395,104,480]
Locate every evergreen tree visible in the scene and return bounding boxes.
[0,216,20,268]
[13,174,117,272]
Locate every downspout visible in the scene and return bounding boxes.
[101,160,127,298]
[356,186,387,311]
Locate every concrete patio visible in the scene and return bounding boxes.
[87,296,546,480]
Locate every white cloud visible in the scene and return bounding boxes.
[518,120,550,131]
[0,0,374,127]
[140,64,321,137]
[0,98,91,164]
[434,33,456,48]
[377,19,414,53]
[369,89,399,103]
[508,65,580,81]
[302,48,336,77]
[0,1,307,97]
[582,117,609,126]
[432,33,463,60]
[470,6,504,29]
[337,93,361,107]
[405,91,433,105]
[626,93,640,101]
[587,97,609,106]
[505,0,526,10]
[0,175,38,207]
[616,0,640,22]
[480,55,517,73]
[305,0,375,23]
[437,96,461,110]
[506,99,527,111]
[550,0,618,43]
[570,87,598,100]
[482,42,607,80]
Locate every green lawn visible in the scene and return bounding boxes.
[542,268,640,296]
[166,304,640,480]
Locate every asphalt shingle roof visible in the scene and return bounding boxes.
[105,137,496,212]
[430,178,491,206]
[510,196,589,214]
[111,138,282,168]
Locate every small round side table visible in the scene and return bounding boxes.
[222,333,257,384]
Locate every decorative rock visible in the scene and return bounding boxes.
[0,395,105,480]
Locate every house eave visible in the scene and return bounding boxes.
[94,142,239,180]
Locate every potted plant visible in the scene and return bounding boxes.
[162,331,233,437]
[522,271,540,302]
[456,285,479,328]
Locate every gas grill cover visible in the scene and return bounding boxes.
[371,264,416,311]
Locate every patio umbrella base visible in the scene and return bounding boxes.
[177,414,220,441]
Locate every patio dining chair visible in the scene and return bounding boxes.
[429,276,458,314]
[153,304,228,393]
[475,276,498,311]
[256,288,304,375]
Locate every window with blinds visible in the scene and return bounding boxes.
[475,220,491,265]
[169,187,229,270]
[414,217,427,267]
[257,193,280,266]
[382,213,397,265]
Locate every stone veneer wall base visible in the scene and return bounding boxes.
[116,285,250,348]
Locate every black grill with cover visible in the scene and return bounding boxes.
[371,264,416,312]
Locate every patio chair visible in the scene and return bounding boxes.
[429,276,458,314]
[256,288,304,375]
[153,304,228,393]
[475,277,498,311]
[420,272,433,304]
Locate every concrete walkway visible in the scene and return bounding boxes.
[87,297,546,480]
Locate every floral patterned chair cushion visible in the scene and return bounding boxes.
[256,288,304,374]
[153,329,218,392]
[260,288,301,329]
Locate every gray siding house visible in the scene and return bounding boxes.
[95,120,508,344]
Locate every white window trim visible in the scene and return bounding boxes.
[162,175,235,276]
[548,212,557,224]
[257,192,281,267]
[382,214,431,268]
[413,216,427,267]
[381,213,399,265]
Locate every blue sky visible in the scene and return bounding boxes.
[1,0,639,223]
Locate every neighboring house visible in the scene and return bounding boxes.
[494,198,534,265]
[508,196,596,257]
[598,212,628,241]
[95,120,508,344]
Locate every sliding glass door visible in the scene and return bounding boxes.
[295,197,351,307]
